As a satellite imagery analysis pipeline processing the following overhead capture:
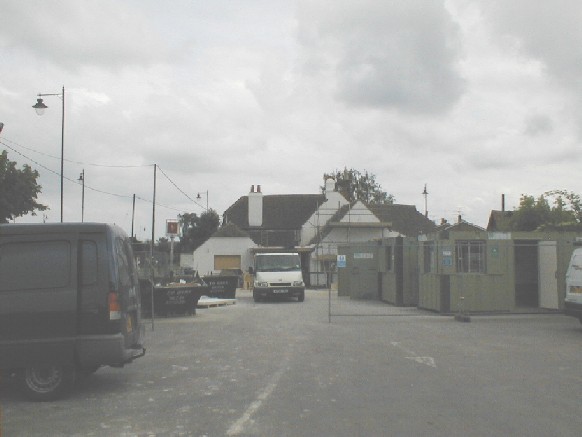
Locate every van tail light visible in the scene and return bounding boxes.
[108,292,121,320]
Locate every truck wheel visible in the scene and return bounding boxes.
[298,291,305,302]
[21,364,75,401]
[253,291,261,302]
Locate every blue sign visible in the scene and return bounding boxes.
[337,255,347,268]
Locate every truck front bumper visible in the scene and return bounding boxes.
[253,286,304,299]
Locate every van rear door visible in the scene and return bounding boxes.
[0,234,77,368]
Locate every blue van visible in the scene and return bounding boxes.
[0,223,145,400]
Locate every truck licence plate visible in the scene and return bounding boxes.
[273,289,288,294]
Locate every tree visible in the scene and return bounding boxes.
[509,191,582,231]
[0,150,47,223]
[509,195,551,231]
[544,190,582,224]
[323,167,394,205]
[178,209,220,252]
[156,237,171,253]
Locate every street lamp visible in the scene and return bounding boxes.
[33,86,65,222]
[197,190,209,211]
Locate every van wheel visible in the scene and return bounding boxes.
[298,292,305,302]
[21,364,75,401]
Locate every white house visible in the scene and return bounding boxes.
[192,223,257,276]
[196,179,436,288]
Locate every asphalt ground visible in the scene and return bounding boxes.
[2,289,582,436]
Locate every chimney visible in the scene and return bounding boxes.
[502,194,505,212]
[248,184,263,227]
[458,214,462,224]
[324,177,336,193]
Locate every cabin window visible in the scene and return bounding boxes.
[455,240,486,273]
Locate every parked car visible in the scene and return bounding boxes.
[0,223,145,400]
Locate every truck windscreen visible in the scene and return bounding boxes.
[255,255,301,272]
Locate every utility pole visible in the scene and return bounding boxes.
[150,164,157,331]
[131,194,136,240]
[78,169,85,222]
[422,184,429,218]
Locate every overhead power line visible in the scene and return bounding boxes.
[1,138,205,214]
[1,137,151,168]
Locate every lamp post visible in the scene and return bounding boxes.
[33,86,65,222]
[197,190,209,211]
[78,169,85,222]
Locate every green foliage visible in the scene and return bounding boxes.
[156,237,171,253]
[0,150,47,223]
[510,191,582,231]
[178,209,220,252]
[323,167,394,205]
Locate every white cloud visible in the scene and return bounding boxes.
[0,0,178,71]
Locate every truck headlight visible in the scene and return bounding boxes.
[293,281,304,287]
[255,281,268,288]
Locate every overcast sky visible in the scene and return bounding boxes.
[1,0,582,241]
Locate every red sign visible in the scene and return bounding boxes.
[166,220,179,236]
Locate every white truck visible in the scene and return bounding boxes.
[565,247,582,323]
[251,252,305,302]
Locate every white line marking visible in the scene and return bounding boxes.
[405,356,436,368]
[227,363,288,436]
[391,341,436,368]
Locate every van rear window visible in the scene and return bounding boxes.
[115,237,135,287]
[0,240,71,291]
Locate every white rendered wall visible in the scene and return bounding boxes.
[192,237,257,275]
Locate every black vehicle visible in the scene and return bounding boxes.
[0,223,145,401]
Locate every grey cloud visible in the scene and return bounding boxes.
[483,1,582,91]
[296,0,466,114]
[524,114,553,136]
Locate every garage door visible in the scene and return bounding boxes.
[214,255,241,270]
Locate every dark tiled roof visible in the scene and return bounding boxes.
[487,210,514,232]
[223,194,325,230]
[370,204,437,236]
[223,194,326,247]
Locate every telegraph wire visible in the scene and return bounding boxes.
[3,136,209,212]
[157,165,207,210]
[1,137,151,168]
[1,139,200,214]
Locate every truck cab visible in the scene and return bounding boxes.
[252,252,305,302]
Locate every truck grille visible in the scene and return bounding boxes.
[270,282,292,287]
